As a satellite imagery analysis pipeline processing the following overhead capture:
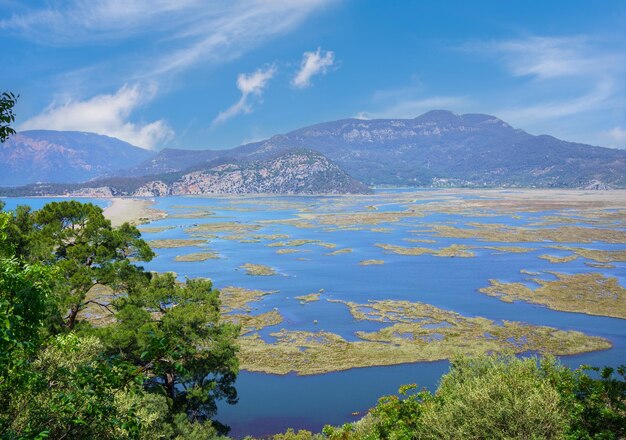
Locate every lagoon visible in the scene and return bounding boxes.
[4,189,626,437]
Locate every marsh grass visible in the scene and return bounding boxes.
[538,254,579,264]
[240,263,277,276]
[137,225,176,233]
[149,239,206,249]
[276,248,308,254]
[238,298,609,375]
[324,248,353,256]
[480,272,626,319]
[219,286,278,312]
[295,293,321,303]
[432,224,626,244]
[185,222,261,234]
[173,251,220,262]
[267,239,337,249]
[226,310,283,335]
[376,243,475,258]
[360,260,385,266]
[548,246,626,263]
[481,246,537,253]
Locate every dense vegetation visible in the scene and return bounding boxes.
[0,200,239,439]
[0,199,624,439]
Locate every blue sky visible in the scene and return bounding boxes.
[1,0,625,150]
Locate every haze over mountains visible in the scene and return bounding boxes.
[0,130,153,186]
[2,110,625,194]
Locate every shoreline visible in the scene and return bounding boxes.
[103,197,167,227]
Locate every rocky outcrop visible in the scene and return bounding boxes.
[133,181,170,197]
[584,180,613,190]
[156,150,369,195]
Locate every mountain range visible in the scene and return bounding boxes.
[0,130,153,186]
[2,110,625,195]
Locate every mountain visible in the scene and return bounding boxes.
[0,130,155,185]
[128,110,626,188]
[4,111,626,191]
[1,149,370,196]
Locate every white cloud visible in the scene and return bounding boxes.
[472,36,608,80]
[2,0,331,80]
[498,79,615,123]
[212,66,277,125]
[18,84,174,149]
[463,35,626,125]
[292,47,335,88]
[3,0,331,142]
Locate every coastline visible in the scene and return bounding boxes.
[103,197,167,227]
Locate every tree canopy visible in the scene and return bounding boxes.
[0,200,240,439]
[0,91,18,142]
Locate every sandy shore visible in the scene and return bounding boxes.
[103,198,167,227]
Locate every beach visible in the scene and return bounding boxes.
[103,197,167,227]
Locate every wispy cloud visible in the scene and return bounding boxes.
[18,84,174,149]
[2,0,330,80]
[292,47,335,88]
[497,80,615,122]
[212,66,277,126]
[3,0,330,143]
[472,36,609,80]
[463,35,626,125]
[599,126,626,148]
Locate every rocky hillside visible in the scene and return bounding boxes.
[128,110,626,188]
[2,149,370,196]
[0,130,155,185]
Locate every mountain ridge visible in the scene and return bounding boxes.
[123,110,626,188]
[0,130,155,185]
[3,110,626,191]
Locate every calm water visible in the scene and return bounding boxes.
[3,192,625,438]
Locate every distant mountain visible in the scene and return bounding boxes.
[2,149,370,196]
[4,111,626,191]
[129,110,626,188]
[0,130,155,185]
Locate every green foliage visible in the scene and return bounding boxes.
[368,384,429,440]
[0,258,55,365]
[4,333,143,439]
[14,200,155,329]
[416,355,569,439]
[101,273,240,433]
[271,428,324,440]
[0,201,239,439]
[362,354,625,440]
[540,360,626,439]
[0,92,18,143]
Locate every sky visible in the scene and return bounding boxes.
[1,0,625,150]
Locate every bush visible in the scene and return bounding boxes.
[366,354,625,440]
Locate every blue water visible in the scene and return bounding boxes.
[4,192,625,438]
